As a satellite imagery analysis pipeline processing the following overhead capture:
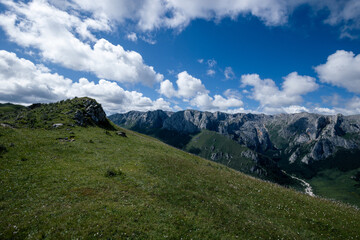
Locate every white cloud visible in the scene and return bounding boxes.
[207,59,217,68]
[173,105,183,111]
[127,32,138,41]
[0,50,171,113]
[282,105,309,114]
[224,67,235,80]
[159,71,208,99]
[313,97,360,116]
[197,59,204,64]
[139,35,157,45]
[241,72,318,108]
[346,97,360,110]
[262,97,360,116]
[159,79,177,99]
[0,50,72,103]
[69,0,294,31]
[212,95,243,109]
[315,50,360,93]
[206,69,216,76]
[313,107,337,115]
[0,0,163,86]
[176,71,208,98]
[263,105,310,114]
[320,0,360,38]
[223,89,241,99]
[65,0,360,37]
[190,93,243,112]
[70,78,171,113]
[336,97,360,115]
[159,71,243,112]
[282,72,319,96]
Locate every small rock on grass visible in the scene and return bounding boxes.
[116,131,127,137]
[53,123,64,128]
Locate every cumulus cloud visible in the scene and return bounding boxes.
[159,71,208,99]
[159,71,243,112]
[315,50,360,93]
[0,50,171,113]
[282,72,319,95]
[175,71,208,98]
[313,107,337,115]
[314,97,360,115]
[224,67,235,80]
[320,0,360,38]
[263,105,310,114]
[262,98,360,116]
[65,0,360,37]
[206,69,216,76]
[336,97,360,115]
[190,93,243,112]
[0,0,163,86]
[158,79,177,99]
[262,104,360,116]
[127,32,138,41]
[73,0,269,34]
[241,72,318,108]
[68,0,305,31]
[0,50,72,103]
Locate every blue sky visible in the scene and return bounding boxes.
[0,0,360,115]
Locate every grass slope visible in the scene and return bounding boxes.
[1,98,360,239]
[1,126,360,239]
[185,130,301,188]
[0,103,26,114]
[185,130,260,177]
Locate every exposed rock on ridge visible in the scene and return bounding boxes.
[74,98,107,127]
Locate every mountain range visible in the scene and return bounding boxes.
[109,109,360,206]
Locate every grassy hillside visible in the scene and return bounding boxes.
[0,103,25,114]
[1,99,360,239]
[185,130,301,188]
[185,130,254,170]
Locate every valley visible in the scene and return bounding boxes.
[109,109,360,207]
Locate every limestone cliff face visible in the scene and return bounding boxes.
[266,113,360,163]
[109,110,360,165]
[111,110,170,129]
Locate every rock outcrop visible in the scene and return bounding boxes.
[1,97,114,130]
[74,99,108,127]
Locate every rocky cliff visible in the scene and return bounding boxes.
[109,110,360,167]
